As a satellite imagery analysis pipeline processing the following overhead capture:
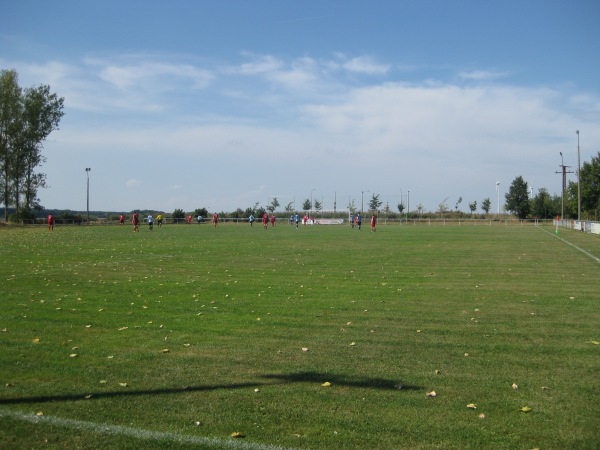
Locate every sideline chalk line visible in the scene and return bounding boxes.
[540,226,600,264]
[0,407,306,450]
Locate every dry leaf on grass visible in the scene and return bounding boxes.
[321,381,331,387]
[520,406,532,413]
[467,403,477,409]
[230,431,245,438]
[426,390,437,397]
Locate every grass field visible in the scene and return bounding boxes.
[1,222,599,449]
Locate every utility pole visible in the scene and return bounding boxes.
[556,152,573,220]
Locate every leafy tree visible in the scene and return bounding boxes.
[0,70,64,220]
[194,207,208,218]
[455,196,463,211]
[382,202,391,215]
[531,188,556,219]
[268,197,280,213]
[469,201,477,214]
[580,151,600,216]
[302,198,311,212]
[255,206,266,218]
[1,70,22,221]
[347,199,357,214]
[481,197,491,214]
[397,201,405,214]
[284,201,294,212]
[438,197,449,215]
[368,193,382,212]
[314,199,322,211]
[505,176,530,219]
[172,208,185,219]
[416,203,424,216]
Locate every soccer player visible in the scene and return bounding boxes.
[370,214,377,232]
[132,212,139,232]
[47,214,54,231]
[213,212,218,228]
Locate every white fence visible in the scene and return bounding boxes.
[555,219,600,235]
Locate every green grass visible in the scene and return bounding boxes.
[1,222,599,449]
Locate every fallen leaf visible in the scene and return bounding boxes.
[99,380,107,384]
[32,338,40,343]
[349,342,356,346]
[520,406,532,413]
[467,403,477,409]
[591,341,599,345]
[321,381,331,387]
[36,411,44,416]
[69,353,78,358]
[478,413,486,419]
[301,347,309,352]
[161,348,170,353]
[119,382,128,387]
[194,421,202,426]
[230,431,245,438]
[84,394,92,399]
[512,383,519,389]
[435,369,442,375]
[426,390,437,397]
[118,327,128,331]
[394,384,403,390]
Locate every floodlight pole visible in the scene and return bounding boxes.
[496,181,500,215]
[361,190,369,214]
[85,168,91,224]
[310,188,315,217]
[576,130,581,221]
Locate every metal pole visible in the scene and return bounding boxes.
[576,130,581,220]
[496,182,500,215]
[85,168,91,224]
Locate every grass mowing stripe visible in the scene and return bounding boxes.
[0,408,306,450]
[540,226,600,263]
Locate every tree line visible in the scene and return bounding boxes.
[0,69,64,221]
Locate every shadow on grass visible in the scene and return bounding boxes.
[262,371,421,391]
[0,372,420,405]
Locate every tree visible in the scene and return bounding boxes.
[397,201,405,214]
[416,203,424,217]
[368,193,382,212]
[347,199,357,214]
[531,188,555,219]
[284,201,294,212]
[382,202,391,215]
[580,151,600,217]
[481,197,491,215]
[438,197,449,216]
[0,70,21,221]
[172,208,185,219]
[469,201,477,215]
[505,176,530,219]
[0,70,64,220]
[194,207,208,218]
[314,199,322,211]
[268,197,280,213]
[302,198,311,212]
[455,196,463,211]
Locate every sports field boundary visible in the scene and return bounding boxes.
[541,226,600,263]
[0,407,306,450]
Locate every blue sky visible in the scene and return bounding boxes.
[2,0,599,214]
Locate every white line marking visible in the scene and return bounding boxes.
[0,408,306,450]
[541,227,600,263]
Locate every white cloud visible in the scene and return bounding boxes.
[126,179,142,188]
[459,70,510,81]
